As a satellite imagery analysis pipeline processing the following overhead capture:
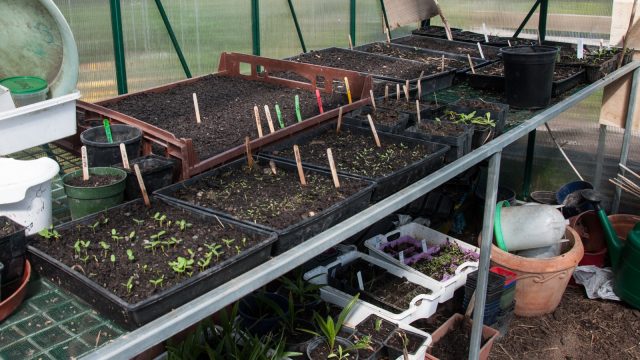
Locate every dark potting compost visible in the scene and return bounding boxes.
[64,174,122,188]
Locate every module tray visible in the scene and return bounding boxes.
[392,35,501,60]
[61,53,372,180]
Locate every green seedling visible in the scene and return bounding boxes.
[122,276,134,293]
[110,254,116,263]
[144,240,161,254]
[149,275,164,288]
[176,219,192,231]
[38,226,61,240]
[73,240,90,256]
[128,231,136,240]
[132,218,144,225]
[222,238,235,248]
[79,255,90,265]
[167,237,182,247]
[88,221,100,233]
[142,264,149,273]
[111,229,124,243]
[197,252,213,272]
[153,212,167,227]
[205,243,223,261]
[126,249,135,261]
[235,245,241,255]
[374,318,382,332]
[242,237,247,247]
[150,230,166,241]
[99,241,110,257]
[168,256,194,275]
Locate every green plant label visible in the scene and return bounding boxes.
[103,119,114,143]
[275,104,285,128]
[295,95,302,122]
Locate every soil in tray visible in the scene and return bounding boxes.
[103,75,346,160]
[355,314,397,343]
[0,218,20,237]
[453,99,503,112]
[429,320,487,359]
[394,36,499,59]
[386,329,425,354]
[358,107,406,126]
[477,62,583,81]
[291,48,433,80]
[409,241,478,281]
[64,174,122,187]
[171,163,367,230]
[380,99,440,113]
[31,201,264,303]
[358,43,468,71]
[270,127,432,178]
[415,120,467,137]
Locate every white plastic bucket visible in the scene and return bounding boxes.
[495,202,568,252]
[0,158,59,235]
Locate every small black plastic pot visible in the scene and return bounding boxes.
[344,106,411,134]
[501,45,559,109]
[114,154,176,200]
[349,332,385,360]
[0,216,26,287]
[447,99,509,135]
[81,124,143,167]
[403,121,473,163]
[384,328,426,358]
[238,292,289,336]
[307,336,358,360]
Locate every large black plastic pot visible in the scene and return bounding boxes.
[501,46,559,109]
[155,157,375,255]
[81,124,143,167]
[260,123,449,202]
[27,197,276,330]
[114,155,176,200]
[0,217,26,287]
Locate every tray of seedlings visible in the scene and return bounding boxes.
[353,42,490,75]
[446,98,509,135]
[466,61,586,97]
[304,251,444,325]
[392,35,501,60]
[28,197,277,329]
[345,105,411,134]
[547,41,633,82]
[403,110,473,163]
[412,26,497,44]
[65,53,372,180]
[364,222,480,302]
[289,47,457,95]
[155,156,374,255]
[260,121,449,202]
[435,109,497,149]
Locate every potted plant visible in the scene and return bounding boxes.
[113,154,176,200]
[62,167,127,220]
[439,110,495,149]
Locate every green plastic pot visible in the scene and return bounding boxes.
[62,167,127,220]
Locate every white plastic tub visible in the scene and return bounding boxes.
[304,251,444,325]
[0,158,59,234]
[364,223,480,302]
[0,91,80,155]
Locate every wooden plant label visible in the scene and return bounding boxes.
[441,55,445,72]
[336,107,343,133]
[81,146,89,181]
[507,40,512,47]
[326,148,340,188]
[384,85,389,101]
[134,164,151,208]
[264,105,275,133]
[269,160,277,175]
[293,144,307,186]
[193,93,202,124]
[416,100,421,123]
[370,90,377,110]
[344,77,353,104]
[396,84,400,101]
[245,136,254,169]
[366,115,382,147]
[404,80,410,101]
[348,34,353,50]
[468,54,476,74]
[384,27,391,43]
[417,77,423,100]
[253,106,263,138]
[119,143,130,170]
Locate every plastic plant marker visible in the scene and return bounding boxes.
[577,39,584,59]
[476,43,485,60]
[348,34,353,50]
[81,146,89,181]
[245,136,254,169]
[336,107,343,133]
[508,40,512,47]
[370,90,377,110]
[119,143,130,170]
[344,77,352,104]
[421,240,428,253]
[468,54,476,74]
[327,148,340,188]
[396,84,401,101]
[293,144,306,186]
[417,76,423,99]
[357,271,364,290]
[294,95,302,122]
[134,164,151,208]
[269,160,277,174]
[253,106,263,138]
[263,105,275,133]
[434,92,439,107]
[315,89,324,114]
[276,104,286,127]
[405,80,410,101]
[482,23,489,43]
[366,115,382,147]
[103,119,114,143]
[384,85,389,101]
[192,93,201,124]
[441,55,445,72]
[399,250,405,262]
[385,27,391,43]
[416,100,421,123]
[599,39,604,51]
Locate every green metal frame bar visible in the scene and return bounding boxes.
[513,0,541,38]
[379,0,391,38]
[287,0,307,53]
[109,0,128,94]
[154,0,192,78]
[521,130,537,200]
[350,0,356,45]
[538,0,549,41]
[251,0,260,56]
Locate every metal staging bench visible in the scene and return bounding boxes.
[78,61,640,360]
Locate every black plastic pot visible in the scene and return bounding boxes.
[80,124,143,167]
[114,155,176,200]
[501,46,559,109]
[552,65,586,97]
[155,157,375,255]
[0,216,26,287]
[447,99,509,135]
[238,292,289,336]
[374,98,446,125]
[471,126,494,149]
[260,123,448,202]
[384,328,426,358]
[27,197,277,330]
[403,121,473,163]
[344,106,411,134]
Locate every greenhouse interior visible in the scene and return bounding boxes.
[1,0,640,359]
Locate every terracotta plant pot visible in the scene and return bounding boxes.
[0,260,31,322]
[570,211,606,252]
[608,214,640,242]
[425,313,499,360]
[481,226,584,316]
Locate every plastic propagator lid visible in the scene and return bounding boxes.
[0,76,48,94]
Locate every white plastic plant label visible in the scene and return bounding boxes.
[357,271,364,291]
[482,23,489,43]
[476,42,485,59]
[577,38,584,59]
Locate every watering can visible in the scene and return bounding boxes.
[580,189,640,309]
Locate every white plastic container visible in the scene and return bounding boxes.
[496,203,568,252]
[0,91,80,155]
[0,76,48,107]
[364,223,480,302]
[304,251,444,325]
[0,85,15,111]
[0,157,59,234]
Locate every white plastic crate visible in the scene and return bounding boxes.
[0,91,80,155]
[364,222,480,302]
[304,251,444,326]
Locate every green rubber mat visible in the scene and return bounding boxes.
[0,277,123,360]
